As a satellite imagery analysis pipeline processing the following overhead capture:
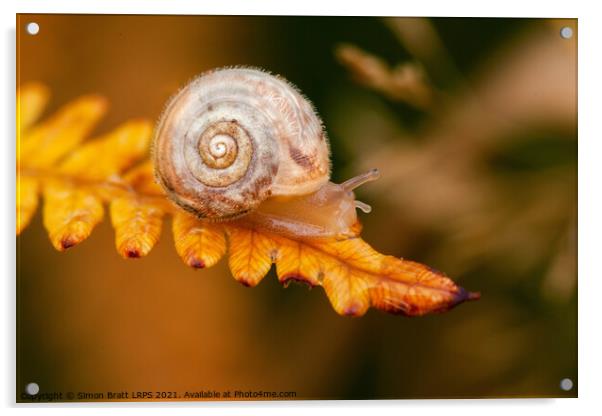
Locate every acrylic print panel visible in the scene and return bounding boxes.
[16,14,577,402]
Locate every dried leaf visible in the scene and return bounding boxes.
[18,86,156,251]
[17,83,48,235]
[58,119,152,181]
[173,212,227,269]
[227,226,278,287]
[17,83,478,317]
[42,180,104,251]
[336,44,434,109]
[17,82,50,132]
[20,95,108,169]
[226,225,478,316]
[16,176,38,234]
[122,160,166,197]
[110,197,164,258]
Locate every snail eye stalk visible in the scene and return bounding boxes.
[341,168,380,192]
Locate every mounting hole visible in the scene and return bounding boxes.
[560,378,573,391]
[26,22,40,36]
[25,382,39,395]
[560,26,573,39]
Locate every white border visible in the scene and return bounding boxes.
[3,1,601,415]
[8,0,584,17]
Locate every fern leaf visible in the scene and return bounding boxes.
[16,83,479,317]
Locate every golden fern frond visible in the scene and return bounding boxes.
[17,84,478,317]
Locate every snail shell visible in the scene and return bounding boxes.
[153,67,331,220]
[153,67,379,239]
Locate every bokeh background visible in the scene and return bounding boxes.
[16,14,577,400]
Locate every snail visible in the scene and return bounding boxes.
[152,67,379,239]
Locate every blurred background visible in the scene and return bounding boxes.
[17,15,577,399]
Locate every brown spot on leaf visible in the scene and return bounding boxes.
[190,258,205,269]
[238,278,252,287]
[60,237,77,250]
[342,303,363,317]
[125,248,141,258]
[280,273,315,289]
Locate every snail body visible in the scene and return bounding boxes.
[153,67,378,239]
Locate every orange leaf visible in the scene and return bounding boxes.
[110,197,164,258]
[224,225,478,316]
[58,120,152,181]
[42,180,104,251]
[17,83,50,133]
[20,95,107,169]
[16,83,49,234]
[309,237,476,316]
[172,212,226,268]
[227,226,278,287]
[122,160,166,197]
[274,236,322,287]
[16,176,38,235]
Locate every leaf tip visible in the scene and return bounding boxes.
[341,302,366,317]
[117,239,155,259]
[20,81,51,98]
[63,94,109,126]
[429,287,480,315]
[237,278,253,287]
[280,273,316,289]
[189,258,206,269]
[59,236,79,250]
[83,94,109,111]
[235,273,265,287]
[124,248,141,259]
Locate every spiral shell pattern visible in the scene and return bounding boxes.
[153,67,331,220]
